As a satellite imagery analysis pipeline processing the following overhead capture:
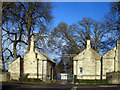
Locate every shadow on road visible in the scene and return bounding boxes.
[1,82,120,90]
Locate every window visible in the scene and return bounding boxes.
[79,67,82,74]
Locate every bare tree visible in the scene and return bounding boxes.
[1,2,53,70]
[0,1,2,70]
[3,2,53,51]
[0,2,12,70]
[49,17,117,72]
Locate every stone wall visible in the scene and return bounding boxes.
[102,58,114,79]
[38,60,42,79]
[23,51,49,82]
[106,72,120,84]
[47,61,54,80]
[23,51,37,78]
[0,72,10,81]
[116,41,120,72]
[8,57,20,80]
[42,60,47,81]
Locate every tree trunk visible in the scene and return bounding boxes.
[27,2,32,51]
[27,16,31,51]
[2,53,5,70]
[13,34,17,60]
[0,1,3,70]
[27,29,31,51]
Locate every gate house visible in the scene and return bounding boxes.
[8,36,55,82]
[73,39,101,80]
[73,39,120,80]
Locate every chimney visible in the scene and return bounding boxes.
[30,35,34,52]
[87,39,91,49]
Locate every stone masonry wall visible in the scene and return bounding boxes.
[116,41,120,72]
[102,40,120,80]
[38,60,42,79]
[8,57,20,80]
[103,59,114,77]
[23,51,37,78]
[42,60,47,81]
[47,61,54,80]
[73,49,101,80]
[118,41,120,71]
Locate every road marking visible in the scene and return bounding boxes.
[99,85,118,87]
[71,86,77,90]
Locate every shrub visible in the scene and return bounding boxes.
[76,79,108,84]
[2,69,8,72]
[19,74,42,83]
[19,77,42,82]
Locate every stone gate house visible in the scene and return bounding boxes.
[73,40,102,79]
[73,40,120,80]
[8,36,55,81]
[102,40,120,79]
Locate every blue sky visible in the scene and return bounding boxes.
[47,2,112,59]
[52,2,111,27]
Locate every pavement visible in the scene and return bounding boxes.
[1,81,120,90]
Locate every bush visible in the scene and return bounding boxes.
[2,69,8,72]
[19,77,42,82]
[48,79,56,83]
[67,77,73,82]
[76,79,108,84]
[19,74,42,83]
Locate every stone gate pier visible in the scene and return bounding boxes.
[107,72,120,84]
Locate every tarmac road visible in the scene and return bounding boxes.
[1,82,120,90]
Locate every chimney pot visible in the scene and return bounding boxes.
[87,40,91,49]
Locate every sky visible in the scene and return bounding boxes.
[47,2,111,59]
[52,2,111,27]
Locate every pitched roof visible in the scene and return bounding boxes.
[43,54,56,63]
[73,47,102,60]
[103,46,116,59]
[34,49,55,63]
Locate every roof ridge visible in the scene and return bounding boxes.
[42,53,56,63]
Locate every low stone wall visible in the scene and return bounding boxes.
[10,73,20,80]
[77,75,101,80]
[0,72,10,82]
[106,72,120,84]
